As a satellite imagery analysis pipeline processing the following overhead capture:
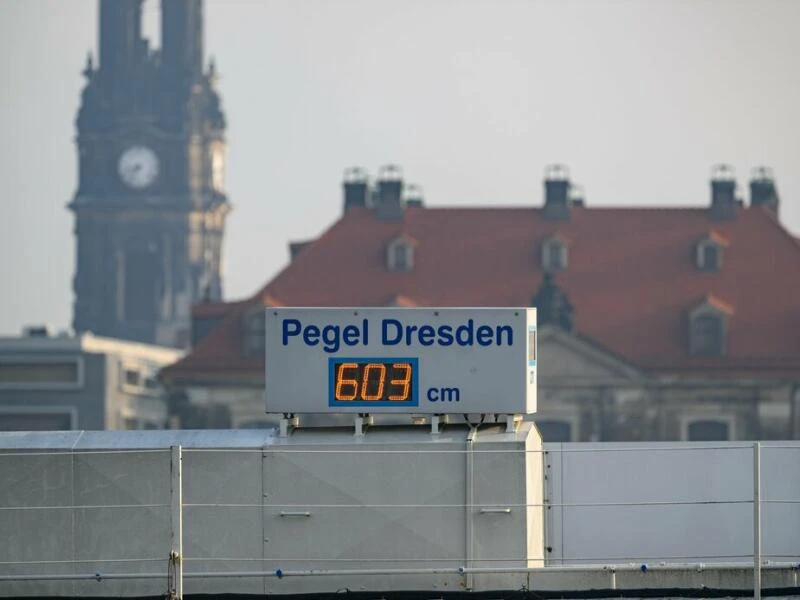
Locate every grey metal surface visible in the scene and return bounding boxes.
[0,428,277,450]
[1,430,798,597]
[0,425,542,596]
[543,441,800,566]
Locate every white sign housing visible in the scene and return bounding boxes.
[264,308,537,414]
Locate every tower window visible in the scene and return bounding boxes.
[123,242,161,323]
[386,235,416,272]
[541,236,568,271]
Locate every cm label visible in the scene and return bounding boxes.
[427,386,460,402]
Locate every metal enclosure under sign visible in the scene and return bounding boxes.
[2,432,800,598]
[260,425,544,594]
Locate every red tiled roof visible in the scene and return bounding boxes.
[162,204,800,384]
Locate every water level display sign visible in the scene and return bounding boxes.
[264,308,536,414]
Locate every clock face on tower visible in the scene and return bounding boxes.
[118,145,159,189]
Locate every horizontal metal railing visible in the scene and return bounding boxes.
[0,443,798,598]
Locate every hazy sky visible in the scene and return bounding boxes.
[0,0,798,336]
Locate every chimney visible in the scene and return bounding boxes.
[749,166,779,217]
[710,164,739,220]
[376,164,405,221]
[569,184,585,208]
[404,184,424,208]
[543,164,571,221]
[342,167,369,213]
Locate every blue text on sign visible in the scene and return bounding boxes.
[282,318,514,354]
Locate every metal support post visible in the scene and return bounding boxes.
[431,414,447,434]
[506,414,522,433]
[431,415,441,434]
[464,427,477,590]
[354,414,373,436]
[170,445,184,600]
[279,415,298,437]
[606,566,617,590]
[753,441,761,600]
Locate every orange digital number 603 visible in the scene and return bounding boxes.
[331,359,417,406]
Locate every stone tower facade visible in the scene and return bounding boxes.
[70,0,229,348]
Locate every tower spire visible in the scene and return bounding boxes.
[161,0,204,80]
[98,0,144,79]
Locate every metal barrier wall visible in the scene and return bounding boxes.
[0,430,799,598]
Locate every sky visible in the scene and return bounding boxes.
[0,0,798,336]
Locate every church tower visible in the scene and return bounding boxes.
[70,0,229,348]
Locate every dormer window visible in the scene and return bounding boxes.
[387,234,417,273]
[541,235,568,272]
[696,231,729,272]
[689,296,733,357]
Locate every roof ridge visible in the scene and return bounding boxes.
[416,205,711,212]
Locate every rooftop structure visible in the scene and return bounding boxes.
[161,165,800,440]
[0,328,183,431]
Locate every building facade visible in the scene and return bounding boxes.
[161,165,800,441]
[0,328,183,431]
[70,0,229,349]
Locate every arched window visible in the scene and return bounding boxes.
[123,240,161,322]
